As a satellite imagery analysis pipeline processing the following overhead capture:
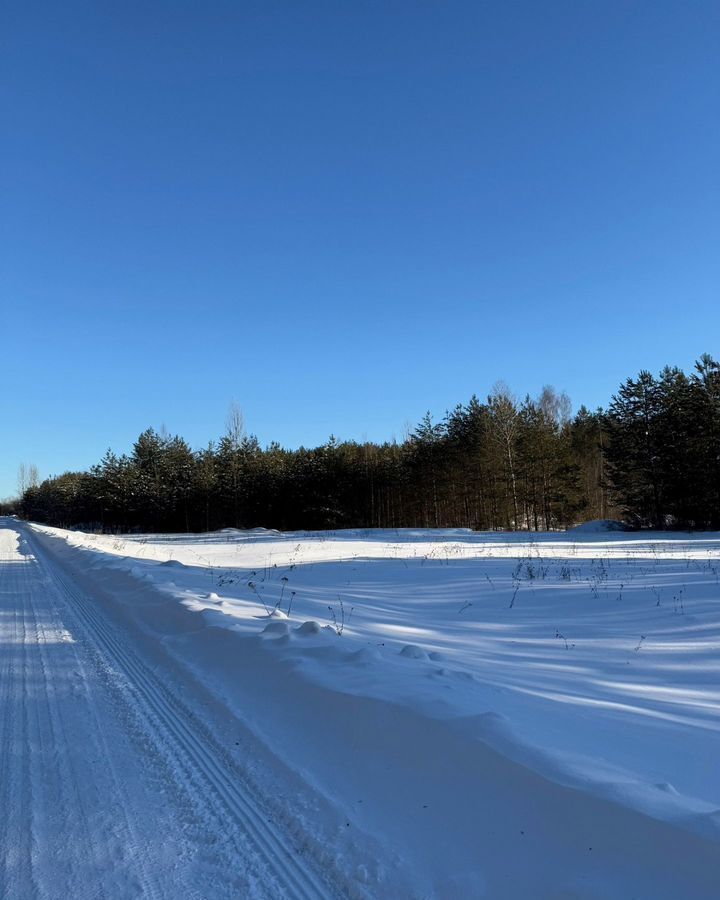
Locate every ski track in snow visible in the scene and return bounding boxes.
[0,522,340,900]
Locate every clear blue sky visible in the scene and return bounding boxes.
[2,1,718,498]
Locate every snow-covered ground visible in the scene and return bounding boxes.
[3,519,720,898]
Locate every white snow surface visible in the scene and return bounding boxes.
[4,520,720,898]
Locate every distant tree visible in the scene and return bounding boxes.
[571,406,611,521]
[17,462,39,497]
[604,356,720,529]
[408,412,446,527]
[690,354,720,527]
[606,371,664,527]
[487,383,520,529]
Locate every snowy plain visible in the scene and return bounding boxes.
[4,519,720,898]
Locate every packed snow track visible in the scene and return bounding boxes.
[0,521,340,899]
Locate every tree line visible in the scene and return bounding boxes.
[13,355,720,533]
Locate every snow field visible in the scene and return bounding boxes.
[27,523,720,899]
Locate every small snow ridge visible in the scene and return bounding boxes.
[296,620,322,635]
[399,644,429,660]
[349,647,381,664]
[262,620,290,636]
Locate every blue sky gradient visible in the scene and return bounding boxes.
[2,1,719,497]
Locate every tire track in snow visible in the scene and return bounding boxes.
[25,558,111,900]
[0,562,17,894]
[26,541,162,900]
[1,527,167,899]
[0,540,38,898]
[23,526,339,900]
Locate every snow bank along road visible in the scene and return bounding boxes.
[3,518,720,898]
[0,520,348,900]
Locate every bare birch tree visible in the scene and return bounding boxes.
[226,401,245,450]
[17,462,39,497]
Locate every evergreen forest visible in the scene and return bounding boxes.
[11,355,720,533]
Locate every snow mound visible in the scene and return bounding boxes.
[399,643,429,660]
[261,620,290,636]
[220,526,281,535]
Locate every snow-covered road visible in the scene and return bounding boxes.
[0,522,341,899]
